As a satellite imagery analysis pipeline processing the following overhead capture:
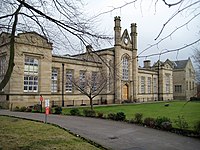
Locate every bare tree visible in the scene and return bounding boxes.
[92,0,200,59]
[1,0,199,94]
[70,71,108,110]
[0,0,111,91]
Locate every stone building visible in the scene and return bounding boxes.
[0,17,176,108]
[172,58,197,100]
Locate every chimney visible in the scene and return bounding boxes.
[144,60,151,68]
[86,45,92,53]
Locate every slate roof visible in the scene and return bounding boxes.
[173,59,188,69]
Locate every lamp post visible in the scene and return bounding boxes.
[62,63,64,107]
[40,95,43,112]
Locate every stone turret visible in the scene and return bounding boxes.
[114,16,121,45]
[131,23,137,50]
[131,23,138,101]
[114,16,122,103]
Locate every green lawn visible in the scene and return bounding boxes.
[62,101,200,130]
[0,116,101,150]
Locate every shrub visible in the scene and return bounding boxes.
[144,117,156,128]
[97,112,104,118]
[164,103,169,107]
[25,106,33,112]
[70,108,81,116]
[134,113,143,124]
[161,122,172,131]
[20,106,27,112]
[155,116,171,128]
[194,120,200,133]
[54,106,62,114]
[129,119,135,123]
[14,106,20,112]
[32,104,41,113]
[83,109,96,117]
[174,115,189,130]
[107,113,117,120]
[116,112,126,121]
[190,97,200,101]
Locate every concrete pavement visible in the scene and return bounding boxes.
[0,109,199,150]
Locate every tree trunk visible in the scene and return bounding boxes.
[90,97,93,110]
[0,4,22,91]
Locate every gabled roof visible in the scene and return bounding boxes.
[152,59,174,68]
[71,47,114,57]
[173,59,189,69]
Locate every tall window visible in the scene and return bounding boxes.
[80,71,86,90]
[192,81,194,90]
[189,69,192,77]
[91,72,97,91]
[175,85,182,93]
[153,78,157,93]
[51,68,58,92]
[24,56,38,92]
[108,72,111,91]
[0,55,6,83]
[108,60,112,91]
[141,76,145,93]
[186,81,188,90]
[165,75,170,93]
[147,77,151,93]
[66,70,73,92]
[122,57,128,80]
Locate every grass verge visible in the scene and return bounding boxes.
[62,101,200,130]
[0,116,103,150]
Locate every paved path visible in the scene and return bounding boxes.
[0,109,199,150]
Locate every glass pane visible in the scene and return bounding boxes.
[29,86,32,91]
[24,65,29,72]
[34,59,38,65]
[24,86,27,90]
[33,86,37,91]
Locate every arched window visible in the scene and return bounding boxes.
[122,56,129,80]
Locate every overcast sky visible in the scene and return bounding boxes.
[82,0,200,65]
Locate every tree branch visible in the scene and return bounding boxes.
[162,0,183,7]
[0,2,23,91]
[16,0,111,46]
[139,12,200,56]
[138,38,200,58]
[155,1,200,40]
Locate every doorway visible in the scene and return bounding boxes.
[122,84,129,100]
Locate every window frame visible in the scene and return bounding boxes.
[122,56,129,80]
[0,55,6,83]
[141,76,145,94]
[147,77,151,94]
[79,70,86,90]
[153,77,157,93]
[174,85,182,93]
[91,71,99,92]
[66,69,73,93]
[51,68,58,93]
[165,75,170,93]
[24,56,39,93]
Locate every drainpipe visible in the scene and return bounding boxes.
[158,61,160,101]
[113,52,116,104]
[62,63,64,107]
